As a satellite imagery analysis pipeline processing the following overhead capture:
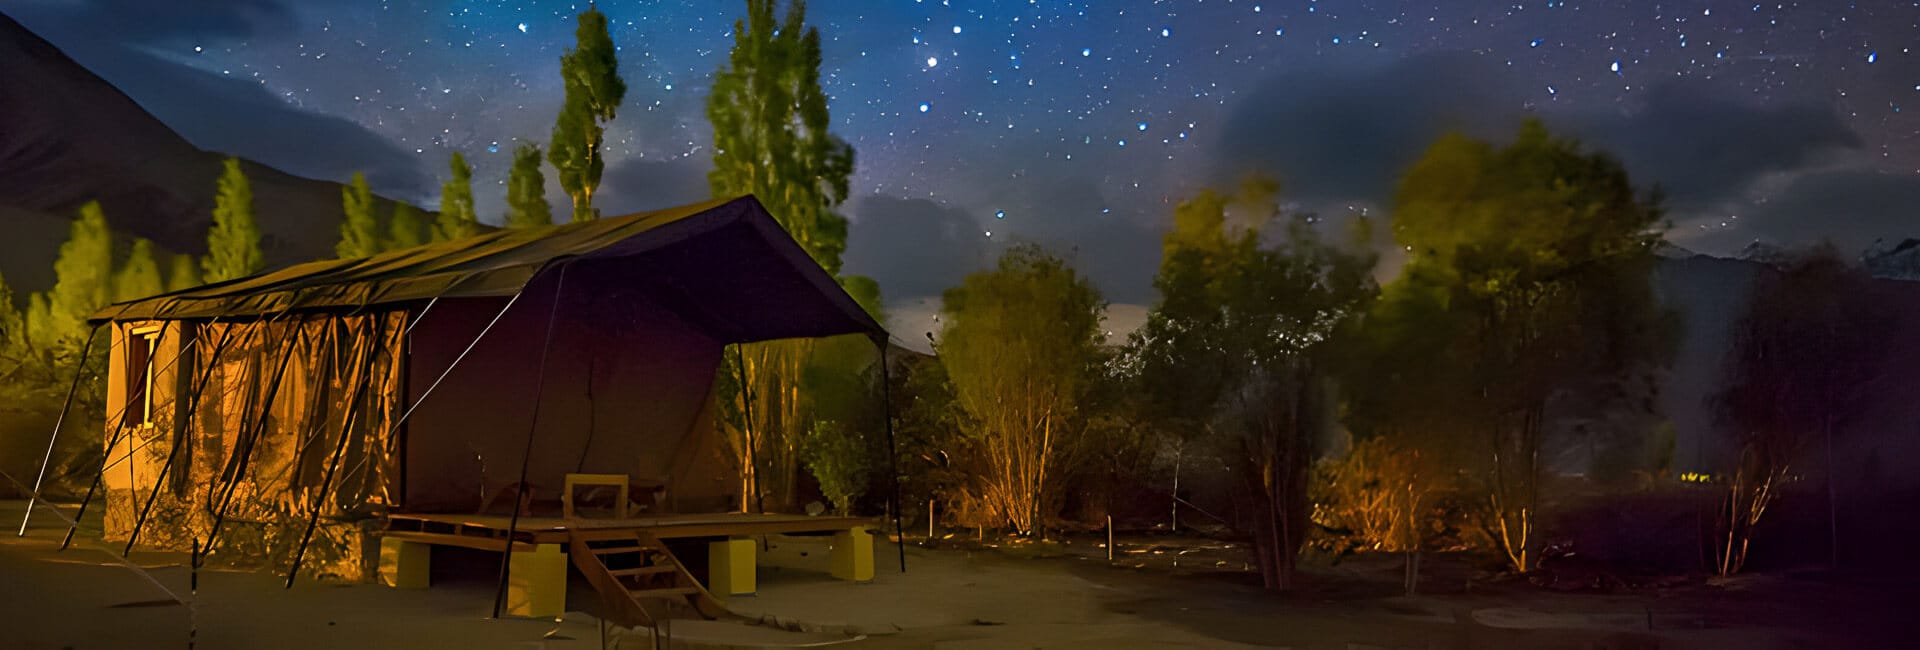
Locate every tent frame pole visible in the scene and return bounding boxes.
[734,344,763,515]
[493,262,570,619]
[124,321,236,555]
[200,317,306,562]
[877,339,907,573]
[59,323,172,550]
[285,317,379,587]
[18,324,103,536]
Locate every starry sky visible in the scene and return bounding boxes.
[7,0,1919,334]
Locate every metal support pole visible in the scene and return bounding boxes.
[62,322,173,550]
[125,323,238,555]
[287,318,379,587]
[201,318,305,560]
[18,325,102,536]
[877,339,906,573]
[493,264,569,619]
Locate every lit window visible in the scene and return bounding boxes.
[128,328,159,427]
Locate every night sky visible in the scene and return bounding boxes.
[7,0,1918,331]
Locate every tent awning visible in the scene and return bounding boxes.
[90,196,884,343]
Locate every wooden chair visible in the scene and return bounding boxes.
[564,473,630,519]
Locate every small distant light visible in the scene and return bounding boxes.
[1137,121,1148,131]
[1160,27,1171,37]
[994,210,1006,219]
[517,23,528,33]
[918,102,930,113]
[1867,51,1878,64]
[927,56,939,67]
[1081,47,1092,57]
[953,25,962,34]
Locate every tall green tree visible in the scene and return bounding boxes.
[0,271,25,360]
[708,0,867,512]
[35,201,114,356]
[434,151,480,241]
[167,254,201,292]
[203,157,263,283]
[548,6,625,222]
[113,239,164,302]
[1125,176,1378,590]
[1712,245,1885,574]
[708,0,855,274]
[337,172,381,259]
[387,202,428,250]
[1350,120,1673,573]
[939,244,1105,535]
[505,142,554,229]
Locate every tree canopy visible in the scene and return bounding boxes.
[434,151,480,241]
[1349,119,1673,572]
[707,0,855,274]
[939,244,1105,535]
[337,172,381,259]
[204,157,263,283]
[505,142,554,229]
[548,6,625,223]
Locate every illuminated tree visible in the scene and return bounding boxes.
[939,244,1104,535]
[1356,120,1673,573]
[548,6,625,222]
[203,157,263,283]
[1125,176,1377,590]
[336,172,381,259]
[505,142,553,229]
[433,151,480,241]
[35,201,113,356]
[387,202,428,250]
[113,238,164,302]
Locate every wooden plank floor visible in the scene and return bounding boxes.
[384,511,874,546]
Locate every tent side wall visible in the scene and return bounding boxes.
[99,313,408,581]
[402,269,742,515]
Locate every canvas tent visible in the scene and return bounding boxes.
[39,195,891,582]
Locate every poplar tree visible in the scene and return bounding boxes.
[167,254,202,292]
[337,172,381,259]
[707,0,866,510]
[203,157,264,283]
[708,0,855,274]
[114,238,164,302]
[0,271,24,357]
[388,202,428,250]
[434,151,480,241]
[505,143,553,229]
[37,201,113,355]
[548,6,625,222]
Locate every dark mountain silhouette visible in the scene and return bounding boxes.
[0,11,417,296]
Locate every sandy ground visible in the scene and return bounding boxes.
[1,500,1904,649]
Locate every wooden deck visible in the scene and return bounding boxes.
[380,511,873,552]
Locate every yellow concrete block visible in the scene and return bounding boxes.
[830,527,873,582]
[506,543,567,618]
[378,538,429,589]
[707,537,756,596]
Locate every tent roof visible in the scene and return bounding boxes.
[91,196,884,343]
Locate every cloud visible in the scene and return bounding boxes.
[844,195,990,302]
[1687,169,1920,253]
[1212,52,1863,221]
[1213,52,1523,205]
[1566,83,1860,210]
[595,156,714,216]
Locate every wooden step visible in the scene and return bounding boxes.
[610,565,676,577]
[591,545,644,555]
[629,586,698,598]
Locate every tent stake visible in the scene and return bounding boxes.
[18,325,102,537]
[494,263,570,619]
[877,339,906,573]
[125,322,238,555]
